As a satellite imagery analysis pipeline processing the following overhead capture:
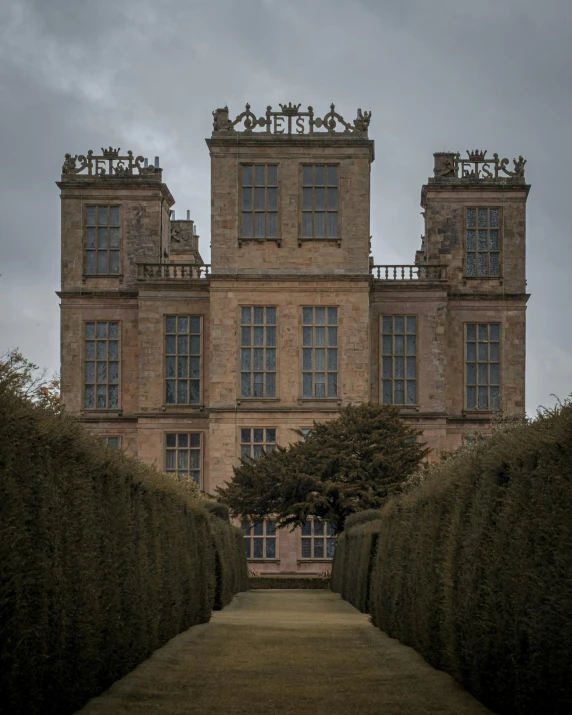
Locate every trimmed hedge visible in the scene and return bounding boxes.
[337,405,572,715]
[330,510,381,598]
[0,387,247,715]
[249,576,330,589]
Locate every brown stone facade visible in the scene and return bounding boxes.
[57,114,529,574]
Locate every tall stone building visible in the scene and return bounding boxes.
[57,103,529,574]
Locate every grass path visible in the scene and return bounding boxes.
[76,590,493,715]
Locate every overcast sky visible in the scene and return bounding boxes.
[1,0,571,415]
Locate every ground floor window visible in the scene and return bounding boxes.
[300,520,336,559]
[241,519,277,559]
[103,436,121,450]
[165,432,201,485]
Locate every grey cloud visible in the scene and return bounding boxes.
[1,0,571,413]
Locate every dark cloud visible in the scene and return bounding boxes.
[1,0,570,412]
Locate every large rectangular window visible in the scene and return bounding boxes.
[165,433,202,485]
[240,428,276,460]
[300,520,336,560]
[240,307,276,398]
[465,323,500,410]
[466,207,500,277]
[165,316,201,405]
[84,321,119,409]
[241,519,277,559]
[241,165,278,238]
[302,307,338,398]
[381,316,417,405]
[85,206,120,275]
[301,165,338,238]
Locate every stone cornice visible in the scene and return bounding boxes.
[56,179,175,206]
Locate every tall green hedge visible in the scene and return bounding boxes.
[330,510,381,607]
[0,387,247,715]
[366,406,572,715]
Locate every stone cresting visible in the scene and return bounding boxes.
[61,148,161,177]
[212,103,372,136]
[433,150,526,181]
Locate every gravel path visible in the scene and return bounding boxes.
[76,590,493,715]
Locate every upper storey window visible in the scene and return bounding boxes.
[301,166,338,239]
[466,208,500,277]
[241,165,278,239]
[165,316,201,405]
[85,206,120,275]
[84,321,119,409]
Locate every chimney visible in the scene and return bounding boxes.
[187,210,191,220]
[154,156,160,168]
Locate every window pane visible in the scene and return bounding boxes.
[327,308,337,325]
[253,348,264,370]
[266,349,276,370]
[490,386,500,410]
[241,349,251,370]
[315,374,325,398]
[382,357,392,378]
[314,213,325,238]
[328,327,337,347]
[467,325,476,341]
[190,381,200,403]
[242,165,252,186]
[490,208,499,227]
[394,336,404,355]
[478,253,488,276]
[327,538,337,558]
[253,539,264,558]
[478,208,487,227]
[266,539,276,559]
[467,208,476,227]
[303,327,312,346]
[166,316,177,333]
[267,212,278,238]
[490,253,500,276]
[327,349,337,371]
[315,308,325,325]
[190,316,201,333]
[242,188,252,210]
[315,188,325,210]
[98,227,107,248]
[254,213,265,238]
[490,343,499,361]
[86,207,96,225]
[302,187,313,210]
[478,386,488,409]
[327,213,338,238]
[267,165,278,186]
[327,166,338,186]
[478,230,487,251]
[178,335,188,354]
[302,212,312,237]
[394,357,404,378]
[467,230,476,251]
[490,324,500,341]
[254,327,264,346]
[86,227,96,248]
[110,206,120,225]
[254,187,265,210]
[177,356,188,378]
[394,317,404,334]
[315,166,325,185]
[109,227,120,248]
[314,521,324,536]
[266,429,276,444]
[190,336,200,354]
[303,373,312,397]
[85,385,94,408]
[406,381,416,405]
[301,539,312,559]
[241,373,250,397]
[266,326,276,347]
[97,252,108,274]
[314,539,324,558]
[467,363,476,385]
[406,317,416,334]
[177,381,188,403]
[166,380,176,403]
[255,166,265,186]
[382,317,392,334]
[266,373,276,397]
[315,327,325,347]
[98,206,108,225]
[466,253,476,276]
[315,349,325,371]
[467,343,476,361]
[478,324,488,340]
[266,307,276,325]
[302,166,313,186]
[267,187,277,211]
[241,327,251,346]
[489,230,499,251]
[303,307,313,325]
[110,251,119,274]
[467,386,476,409]
[190,357,200,378]
[382,336,392,355]
[327,373,337,397]
[406,336,416,356]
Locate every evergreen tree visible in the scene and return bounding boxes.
[217,403,429,533]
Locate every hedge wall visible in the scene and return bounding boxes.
[337,405,572,715]
[330,510,381,602]
[249,576,330,589]
[0,387,247,715]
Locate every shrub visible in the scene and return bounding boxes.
[0,386,247,715]
[366,404,572,715]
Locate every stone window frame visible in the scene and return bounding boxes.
[241,518,278,560]
[240,427,277,461]
[164,432,202,486]
[301,306,339,400]
[83,204,122,279]
[239,163,280,245]
[464,323,501,411]
[83,320,121,411]
[239,307,278,400]
[103,436,121,450]
[298,164,341,246]
[300,519,336,560]
[464,207,502,278]
[380,315,418,406]
[164,315,202,407]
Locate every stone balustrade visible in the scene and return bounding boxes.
[370,264,447,281]
[137,263,211,280]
